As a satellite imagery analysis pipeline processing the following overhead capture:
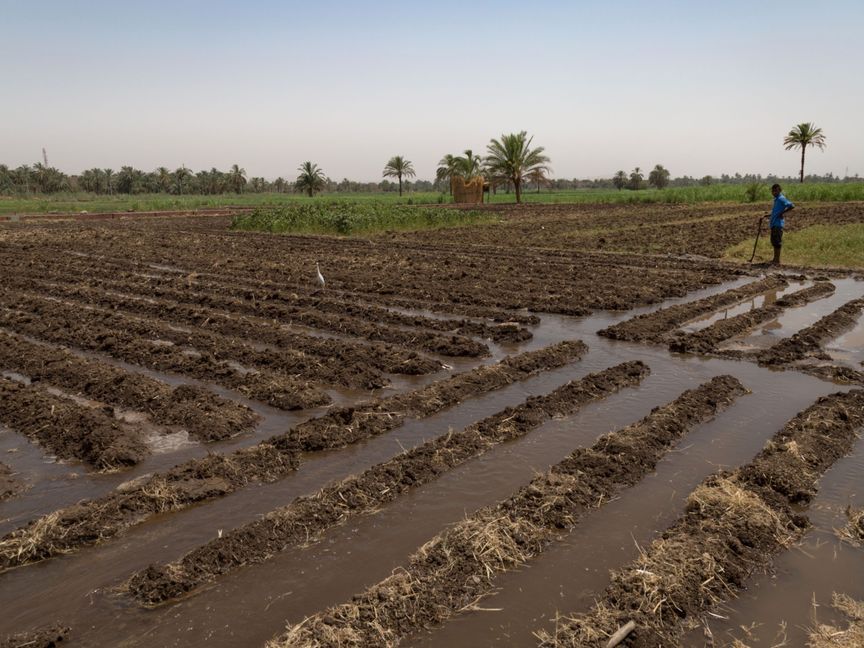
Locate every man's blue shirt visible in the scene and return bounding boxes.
[771,194,793,228]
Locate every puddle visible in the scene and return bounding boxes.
[825,317,864,368]
[679,281,808,333]
[721,278,864,352]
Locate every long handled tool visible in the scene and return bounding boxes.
[748,215,767,263]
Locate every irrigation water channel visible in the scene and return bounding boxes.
[0,276,862,647]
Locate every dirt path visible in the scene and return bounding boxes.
[540,389,864,647]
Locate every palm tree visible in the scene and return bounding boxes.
[436,154,458,195]
[229,164,247,193]
[648,164,670,189]
[382,156,416,197]
[783,122,827,183]
[484,132,550,204]
[454,149,483,180]
[612,170,627,190]
[173,166,191,195]
[295,161,326,197]
[527,167,548,193]
[156,167,172,193]
[273,177,287,193]
[104,168,115,195]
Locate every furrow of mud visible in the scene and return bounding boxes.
[668,282,836,355]
[265,375,747,647]
[1,243,542,325]
[0,464,25,502]
[0,624,69,648]
[3,265,492,359]
[10,274,445,376]
[757,297,864,366]
[0,343,585,573]
[125,361,651,606]
[0,377,148,471]
[0,291,331,410]
[1,255,532,345]
[540,389,864,647]
[2,284,395,390]
[0,330,258,442]
[599,275,789,343]
[280,340,589,452]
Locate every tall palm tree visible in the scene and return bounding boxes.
[103,168,115,195]
[156,167,172,193]
[454,149,483,180]
[382,156,416,196]
[295,161,326,197]
[783,122,827,183]
[229,164,247,193]
[173,166,190,195]
[484,132,550,204]
[436,154,458,195]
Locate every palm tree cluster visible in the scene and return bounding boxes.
[435,132,551,203]
[0,163,285,196]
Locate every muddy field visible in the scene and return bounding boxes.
[1,203,863,647]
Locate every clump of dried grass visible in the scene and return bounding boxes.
[808,594,864,647]
[0,511,65,567]
[834,507,864,548]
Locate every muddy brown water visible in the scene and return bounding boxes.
[0,276,861,647]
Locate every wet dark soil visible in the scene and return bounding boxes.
[0,330,258,442]
[0,378,147,471]
[669,282,836,355]
[0,464,25,502]
[544,389,864,647]
[0,343,585,572]
[126,361,649,606]
[599,275,789,343]
[0,624,68,648]
[271,375,747,647]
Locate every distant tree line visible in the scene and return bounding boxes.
[0,161,858,197]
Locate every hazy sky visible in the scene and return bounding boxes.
[3,0,862,181]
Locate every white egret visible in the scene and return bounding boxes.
[315,262,325,288]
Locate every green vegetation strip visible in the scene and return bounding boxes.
[668,282,836,355]
[599,275,789,343]
[725,223,864,269]
[264,375,744,647]
[230,200,494,235]
[539,389,864,647]
[0,342,586,572]
[126,361,650,606]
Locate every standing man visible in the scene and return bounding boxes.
[768,183,794,265]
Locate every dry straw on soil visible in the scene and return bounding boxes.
[126,361,650,606]
[539,389,864,648]
[807,594,864,648]
[0,342,586,573]
[265,375,746,647]
[835,507,864,548]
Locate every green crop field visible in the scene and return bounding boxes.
[2,183,862,216]
[230,201,494,235]
[725,223,864,269]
